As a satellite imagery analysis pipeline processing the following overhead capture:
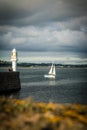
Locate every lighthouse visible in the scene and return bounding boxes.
[11,48,18,71]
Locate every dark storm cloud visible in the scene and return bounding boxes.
[0,0,87,27]
[0,0,48,26]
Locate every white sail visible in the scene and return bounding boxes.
[53,65,56,75]
[49,64,53,74]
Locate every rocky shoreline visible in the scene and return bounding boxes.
[0,97,87,130]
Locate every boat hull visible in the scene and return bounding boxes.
[44,74,55,79]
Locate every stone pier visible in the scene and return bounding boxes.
[0,72,21,93]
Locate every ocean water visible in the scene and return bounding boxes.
[0,67,87,104]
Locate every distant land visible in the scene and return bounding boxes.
[0,59,87,68]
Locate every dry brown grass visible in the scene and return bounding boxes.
[0,96,87,130]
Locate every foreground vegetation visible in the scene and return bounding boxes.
[0,96,87,130]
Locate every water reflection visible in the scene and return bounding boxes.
[48,79,56,86]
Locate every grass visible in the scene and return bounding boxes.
[0,96,87,130]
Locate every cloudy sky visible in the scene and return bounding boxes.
[0,0,87,63]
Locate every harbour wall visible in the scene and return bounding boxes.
[0,72,21,93]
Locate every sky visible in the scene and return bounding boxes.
[0,0,87,64]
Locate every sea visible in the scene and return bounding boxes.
[0,67,87,104]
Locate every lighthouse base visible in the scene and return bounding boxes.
[0,72,21,93]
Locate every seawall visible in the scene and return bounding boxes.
[0,72,21,93]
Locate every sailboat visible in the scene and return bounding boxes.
[44,64,56,79]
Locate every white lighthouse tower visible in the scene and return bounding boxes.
[11,48,18,71]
